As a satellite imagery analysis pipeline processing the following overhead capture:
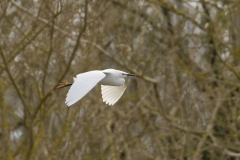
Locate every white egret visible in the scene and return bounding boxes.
[57,69,138,106]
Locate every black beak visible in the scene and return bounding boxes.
[123,73,139,77]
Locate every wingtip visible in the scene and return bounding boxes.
[65,101,71,107]
[103,99,115,106]
[66,103,71,107]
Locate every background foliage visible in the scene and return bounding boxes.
[1,0,240,159]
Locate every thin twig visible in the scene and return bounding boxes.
[0,47,31,123]
[32,0,89,120]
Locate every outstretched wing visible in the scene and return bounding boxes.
[101,84,127,105]
[66,71,106,106]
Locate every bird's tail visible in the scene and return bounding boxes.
[56,80,72,89]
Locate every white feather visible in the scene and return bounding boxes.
[65,71,106,106]
[101,84,127,105]
[73,77,77,81]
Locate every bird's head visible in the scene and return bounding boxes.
[103,69,138,78]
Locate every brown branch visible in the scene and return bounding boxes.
[192,92,222,159]
[0,19,50,74]
[0,0,10,22]
[0,47,31,123]
[31,0,89,121]
[0,77,13,160]
[10,0,158,84]
[146,0,206,31]
[42,17,56,94]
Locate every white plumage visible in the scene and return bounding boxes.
[65,71,105,106]
[58,69,137,106]
[101,84,127,105]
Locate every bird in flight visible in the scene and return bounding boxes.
[57,69,138,106]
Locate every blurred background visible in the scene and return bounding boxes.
[1,0,240,159]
